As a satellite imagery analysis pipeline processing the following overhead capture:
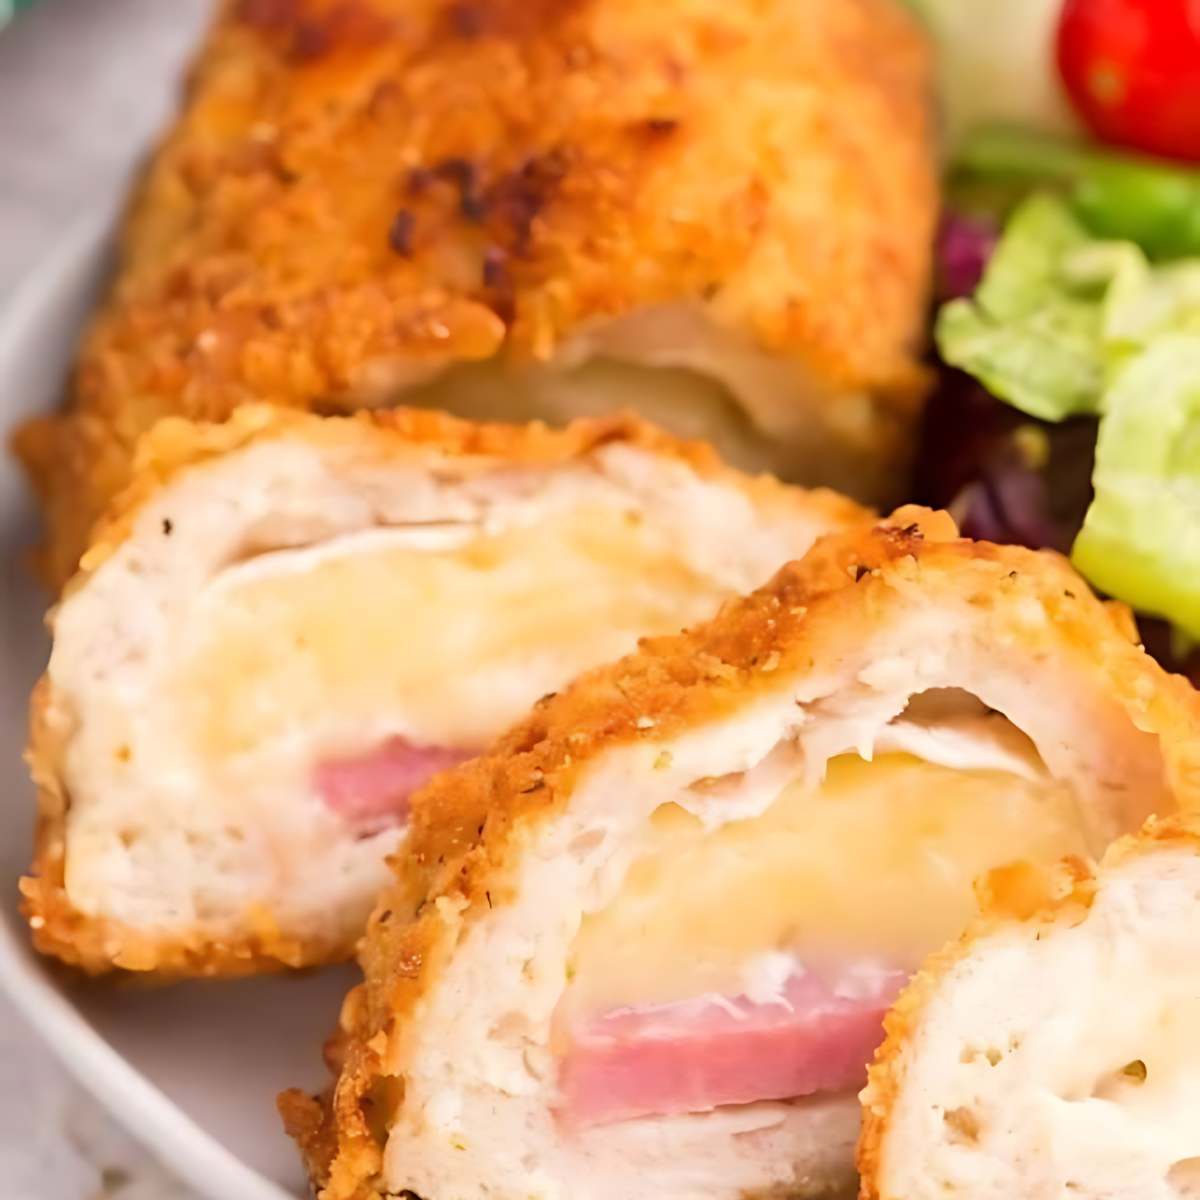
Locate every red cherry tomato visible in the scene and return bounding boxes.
[1057,0,1200,161]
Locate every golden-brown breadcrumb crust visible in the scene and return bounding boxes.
[856,813,1200,1200]
[14,0,935,589]
[22,404,867,979]
[285,510,1200,1199]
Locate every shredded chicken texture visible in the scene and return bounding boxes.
[284,510,1200,1200]
[23,406,862,978]
[859,815,1200,1200]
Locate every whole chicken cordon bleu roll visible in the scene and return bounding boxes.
[15,0,936,589]
[860,813,1200,1200]
[283,511,1200,1200]
[23,407,863,977]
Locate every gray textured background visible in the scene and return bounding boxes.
[1,3,210,1196]
[0,0,209,288]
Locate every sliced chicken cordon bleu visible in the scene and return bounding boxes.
[15,0,936,588]
[860,813,1200,1200]
[23,407,864,977]
[283,510,1200,1200]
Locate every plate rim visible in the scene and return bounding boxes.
[0,210,296,1200]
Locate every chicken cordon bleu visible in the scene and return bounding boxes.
[860,814,1200,1200]
[15,0,936,589]
[22,407,863,977]
[282,511,1200,1200]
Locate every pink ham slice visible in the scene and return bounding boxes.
[314,736,474,830]
[556,964,908,1127]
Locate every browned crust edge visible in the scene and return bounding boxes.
[14,0,936,591]
[22,405,867,979]
[291,510,1200,1199]
[856,813,1200,1200]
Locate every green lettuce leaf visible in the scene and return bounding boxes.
[1075,336,1200,638]
[936,194,1108,420]
[954,126,1200,259]
[938,192,1200,421]
[939,191,1200,638]
[1072,336,1200,640]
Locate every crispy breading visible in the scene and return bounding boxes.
[14,0,935,588]
[289,511,1200,1199]
[22,404,866,978]
[856,858,1100,1200]
[857,814,1200,1200]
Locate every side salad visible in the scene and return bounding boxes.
[912,0,1200,681]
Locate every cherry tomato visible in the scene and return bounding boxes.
[1057,0,1200,162]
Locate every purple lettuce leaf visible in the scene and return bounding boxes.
[936,212,999,301]
[913,368,1200,684]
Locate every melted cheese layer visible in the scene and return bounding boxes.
[567,753,1089,1018]
[401,358,787,481]
[172,505,727,756]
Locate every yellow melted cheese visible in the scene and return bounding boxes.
[173,505,726,757]
[567,753,1089,1017]
[401,359,784,481]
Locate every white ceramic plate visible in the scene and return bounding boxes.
[0,212,358,1200]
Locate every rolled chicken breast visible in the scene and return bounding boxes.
[859,813,1200,1200]
[283,511,1200,1200]
[15,0,935,588]
[22,406,862,977]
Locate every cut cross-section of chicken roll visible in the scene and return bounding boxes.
[859,814,1200,1200]
[284,512,1200,1200]
[23,407,863,978]
[15,0,936,588]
